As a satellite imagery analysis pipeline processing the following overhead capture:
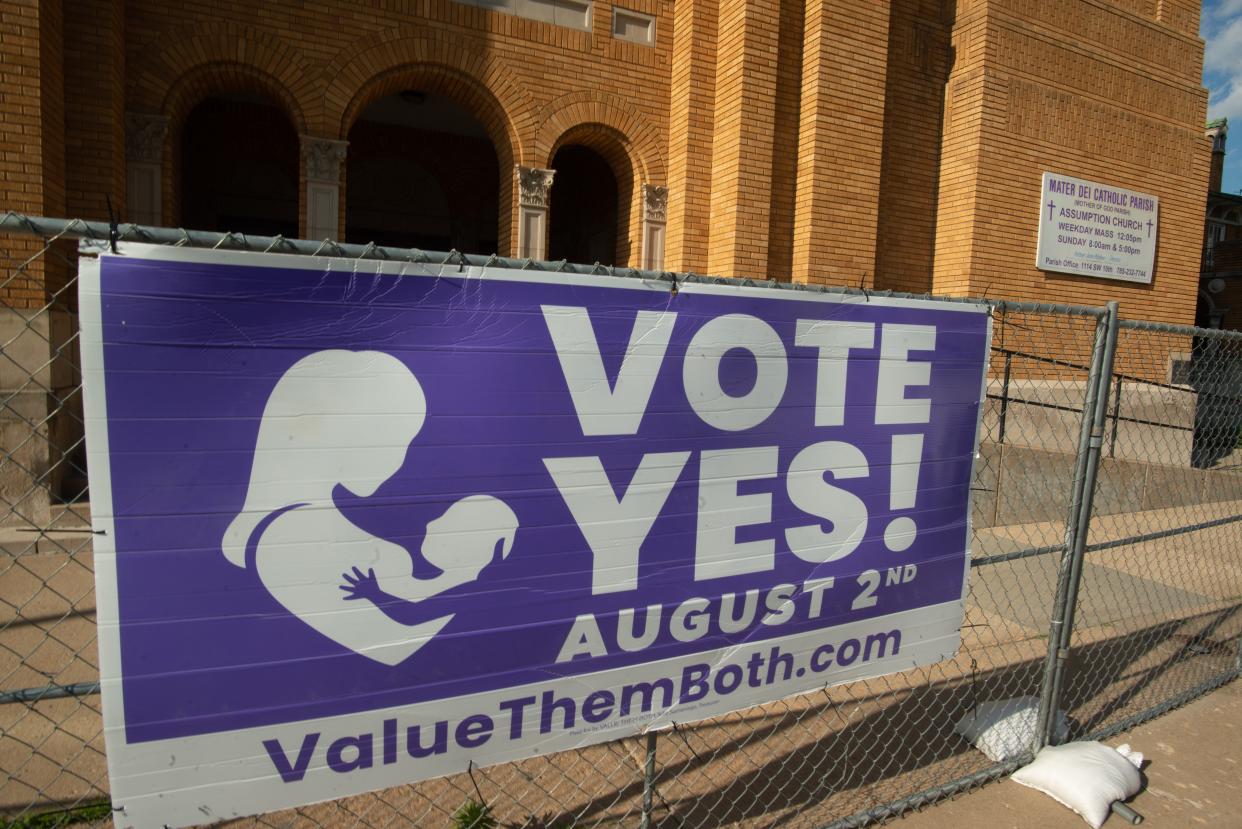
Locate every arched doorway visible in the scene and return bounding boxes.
[547,145,619,265]
[345,92,500,253]
[179,93,299,236]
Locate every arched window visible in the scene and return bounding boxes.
[179,93,298,236]
[345,92,500,253]
[547,144,619,265]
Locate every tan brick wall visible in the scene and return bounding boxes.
[0,0,65,311]
[704,0,781,279]
[934,0,1210,328]
[64,0,124,224]
[790,0,892,287]
[761,0,804,282]
[874,0,954,295]
[0,0,1215,326]
[664,0,716,273]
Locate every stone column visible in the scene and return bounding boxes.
[516,166,555,260]
[125,113,167,227]
[301,136,348,241]
[1207,120,1227,193]
[641,184,668,271]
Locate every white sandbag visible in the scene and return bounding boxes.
[1011,741,1143,828]
[954,696,1069,762]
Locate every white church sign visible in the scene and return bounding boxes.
[1036,172,1158,284]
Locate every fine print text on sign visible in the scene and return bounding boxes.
[1035,171,1159,284]
[80,245,991,827]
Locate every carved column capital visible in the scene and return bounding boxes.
[516,166,556,208]
[643,184,668,223]
[125,113,168,163]
[300,136,348,183]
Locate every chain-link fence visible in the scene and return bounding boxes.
[1,214,1239,829]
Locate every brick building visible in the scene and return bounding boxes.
[0,0,1219,517]
[1200,120,1242,330]
[1,0,1214,308]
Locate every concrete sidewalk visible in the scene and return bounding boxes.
[893,678,1242,829]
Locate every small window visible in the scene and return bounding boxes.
[613,8,655,45]
[517,0,592,29]
[454,0,591,31]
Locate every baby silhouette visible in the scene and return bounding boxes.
[221,350,518,666]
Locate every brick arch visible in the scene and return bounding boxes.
[127,22,314,229]
[535,92,666,185]
[153,62,308,230]
[545,123,644,267]
[161,62,308,139]
[323,31,534,159]
[335,64,520,168]
[128,22,315,131]
[324,32,536,255]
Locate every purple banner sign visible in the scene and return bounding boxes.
[81,245,990,827]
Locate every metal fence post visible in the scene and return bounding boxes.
[998,350,1013,445]
[1237,620,1242,678]
[1109,376,1122,457]
[1034,301,1120,751]
[639,731,658,829]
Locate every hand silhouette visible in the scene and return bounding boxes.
[340,567,384,603]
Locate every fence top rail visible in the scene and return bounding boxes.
[1119,315,1242,341]
[0,211,1109,318]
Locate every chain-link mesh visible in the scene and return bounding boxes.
[1,230,106,825]
[1058,322,1242,746]
[1,215,1238,829]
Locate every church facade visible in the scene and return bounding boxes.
[0,0,1212,325]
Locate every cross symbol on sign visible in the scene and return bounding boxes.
[1146,218,1153,238]
[1047,200,1056,221]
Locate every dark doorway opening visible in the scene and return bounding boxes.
[548,145,618,266]
[345,92,500,253]
[180,94,299,237]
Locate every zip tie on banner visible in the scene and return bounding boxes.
[105,195,119,254]
[212,231,241,251]
[671,271,691,296]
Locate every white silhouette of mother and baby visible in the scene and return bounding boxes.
[220,350,518,666]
